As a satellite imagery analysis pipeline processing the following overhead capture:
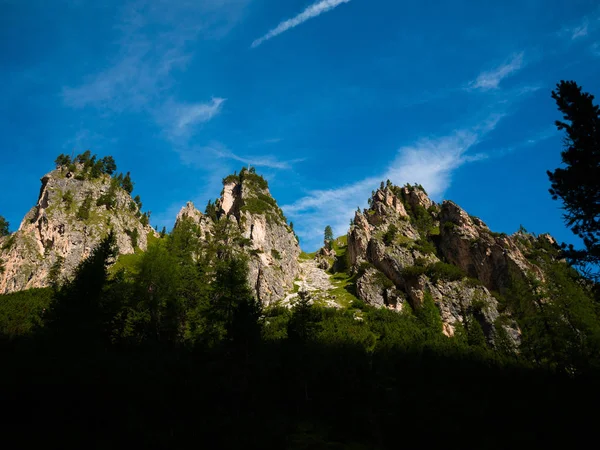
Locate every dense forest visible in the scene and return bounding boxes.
[1,81,599,448]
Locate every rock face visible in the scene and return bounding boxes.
[175,201,214,240]
[346,184,553,346]
[438,201,545,292]
[174,170,301,306]
[355,267,405,312]
[0,166,156,294]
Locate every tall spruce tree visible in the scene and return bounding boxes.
[0,215,9,237]
[45,232,117,346]
[324,225,334,244]
[548,81,600,279]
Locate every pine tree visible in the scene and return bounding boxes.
[133,242,184,344]
[45,232,117,346]
[54,154,71,168]
[287,291,321,343]
[464,314,487,348]
[133,195,142,210]
[101,156,117,175]
[324,225,334,244]
[416,291,443,335]
[548,80,600,279]
[122,172,134,194]
[0,215,9,237]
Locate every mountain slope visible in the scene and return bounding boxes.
[173,168,301,305]
[0,157,155,294]
[343,183,568,346]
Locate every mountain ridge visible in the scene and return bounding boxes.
[0,154,573,346]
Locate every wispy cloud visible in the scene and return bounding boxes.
[483,126,560,159]
[251,0,351,48]
[213,142,303,169]
[558,10,600,42]
[168,98,226,138]
[217,151,303,170]
[175,141,301,170]
[62,1,247,112]
[570,21,589,40]
[468,52,525,91]
[283,118,502,251]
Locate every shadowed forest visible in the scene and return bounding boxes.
[2,220,599,448]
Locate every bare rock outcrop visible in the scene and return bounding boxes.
[356,266,404,311]
[0,167,156,294]
[346,184,524,345]
[174,170,301,306]
[175,202,214,240]
[438,201,545,292]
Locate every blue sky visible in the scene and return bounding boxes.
[1,0,599,251]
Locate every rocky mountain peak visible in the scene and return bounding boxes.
[173,168,301,305]
[0,154,155,294]
[346,180,563,346]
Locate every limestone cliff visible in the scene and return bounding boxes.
[346,183,558,345]
[0,164,156,294]
[174,169,301,306]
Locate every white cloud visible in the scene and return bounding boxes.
[183,141,301,170]
[282,120,501,251]
[169,98,226,137]
[62,1,248,111]
[218,151,303,170]
[570,22,589,40]
[468,52,525,91]
[251,0,351,48]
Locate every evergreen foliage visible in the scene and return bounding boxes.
[76,193,93,221]
[0,287,53,337]
[205,200,218,221]
[48,256,64,287]
[121,172,134,194]
[324,225,334,244]
[548,81,600,279]
[0,215,9,237]
[382,224,398,246]
[62,190,74,208]
[44,232,118,346]
[288,291,322,343]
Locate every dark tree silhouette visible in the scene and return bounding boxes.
[121,172,134,194]
[548,81,600,279]
[0,215,9,237]
[44,232,117,346]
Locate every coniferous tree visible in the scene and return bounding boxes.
[212,256,254,333]
[548,81,600,279]
[416,291,443,336]
[287,291,321,344]
[45,232,117,346]
[54,154,71,168]
[48,256,64,288]
[76,150,92,165]
[0,215,9,237]
[133,195,142,210]
[122,172,134,194]
[324,225,334,244]
[101,156,117,175]
[464,314,487,348]
[132,242,184,344]
[76,194,93,221]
